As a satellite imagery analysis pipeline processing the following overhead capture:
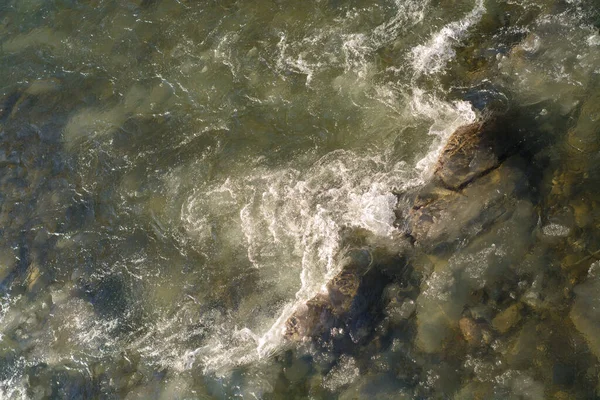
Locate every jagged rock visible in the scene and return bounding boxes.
[286,114,537,345]
[285,245,408,343]
[285,249,372,341]
[404,113,533,251]
[435,119,513,190]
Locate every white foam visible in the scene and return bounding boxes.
[410,89,477,178]
[275,0,430,86]
[170,80,478,373]
[411,0,485,76]
[182,150,417,364]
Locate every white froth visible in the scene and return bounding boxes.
[410,89,477,178]
[275,0,430,86]
[411,0,485,76]
[168,0,480,374]
[174,87,477,372]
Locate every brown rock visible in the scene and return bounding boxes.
[409,159,529,249]
[403,113,535,250]
[435,120,504,190]
[492,303,523,334]
[284,248,372,341]
[459,317,482,345]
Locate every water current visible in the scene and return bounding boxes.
[0,0,599,398]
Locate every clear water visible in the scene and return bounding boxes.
[0,0,599,398]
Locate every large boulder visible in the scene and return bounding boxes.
[403,113,534,251]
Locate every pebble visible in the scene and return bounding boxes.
[492,303,523,334]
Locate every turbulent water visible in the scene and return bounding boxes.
[0,0,599,398]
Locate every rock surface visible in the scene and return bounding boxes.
[404,113,534,251]
[285,244,408,343]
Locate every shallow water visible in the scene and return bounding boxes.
[0,0,599,398]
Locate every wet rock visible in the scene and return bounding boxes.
[284,249,373,341]
[285,245,408,343]
[402,111,540,251]
[458,317,491,347]
[409,159,529,250]
[435,118,514,190]
[492,303,523,334]
[285,293,337,342]
[25,263,47,294]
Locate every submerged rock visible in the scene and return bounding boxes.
[492,303,523,334]
[400,111,543,353]
[570,271,600,359]
[459,317,492,347]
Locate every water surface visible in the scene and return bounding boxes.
[0,0,599,398]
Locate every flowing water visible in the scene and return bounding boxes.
[0,0,599,398]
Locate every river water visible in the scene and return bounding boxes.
[0,0,599,398]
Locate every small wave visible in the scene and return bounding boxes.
[411,0,485,76]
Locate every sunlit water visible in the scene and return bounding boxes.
[0,0,599,398]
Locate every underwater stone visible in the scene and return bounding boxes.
[415,198,535,353]
[492,303,523,334]
[570,274,600,359]
[458,317,491,347]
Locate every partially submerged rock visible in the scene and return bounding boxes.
[435,118,514,190]
[404,112,535,251]
[285,248,372,342]
[286,112,537,345]
[285,246,408,343]
[410,158,530,250]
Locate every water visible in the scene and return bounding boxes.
[0,0,599,398]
